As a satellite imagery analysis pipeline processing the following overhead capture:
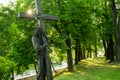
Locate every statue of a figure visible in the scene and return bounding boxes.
[32,27,53,80]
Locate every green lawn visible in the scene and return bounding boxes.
[54,57,120,80]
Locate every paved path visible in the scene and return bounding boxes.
[15,62,67,80]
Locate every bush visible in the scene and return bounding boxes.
[0,56,15,80]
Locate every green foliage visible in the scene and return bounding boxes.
[0,56,15,80]
[44,0,98,48]
[95,0,114,40]
[50,47,66,64]
[0,0,36,74]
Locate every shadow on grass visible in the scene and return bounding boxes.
[54,57,120,80]
[53,68,67,77]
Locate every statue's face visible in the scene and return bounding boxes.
[39,28,43,34]
[35,27,44,35]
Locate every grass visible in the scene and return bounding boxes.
[54,57,120,80]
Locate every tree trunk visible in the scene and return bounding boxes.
[89,45,92,58]
[106,40,110,60]
[74,41,82,64]
[65,31,73,72]
[11,66,14,80]
[87,45,92,58]
[104,35,114,62]
[79,43,83,60]
[75,45,78,65]
[77,47,81,61]
[74,37,82,65]
[66,38,73,72]
[116,17,120,62]
[109,35,114,62]
[82,47,86,59]
[94,43,97,57]
[111,0,120,62]
[103,40,107,57]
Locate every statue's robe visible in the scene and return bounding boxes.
[32,29,53,80]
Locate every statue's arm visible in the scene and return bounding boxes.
[42,36,48,48]
[43,42,48,48]
[32,37,42,53]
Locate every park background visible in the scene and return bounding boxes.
[0,0,120,80]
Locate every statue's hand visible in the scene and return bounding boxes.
[36,46,43,54]
[43,43,48,48]
[39,45,43,49]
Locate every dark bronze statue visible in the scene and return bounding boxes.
[32,27,53,80]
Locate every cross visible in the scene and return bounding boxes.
[18,0,58,30]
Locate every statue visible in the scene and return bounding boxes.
[32,27,53,80]
[18,0,58,79]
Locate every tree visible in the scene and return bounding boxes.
[42,0,74,71]
[111,0,120,62]
[93,0,115,62]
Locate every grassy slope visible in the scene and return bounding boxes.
[54,57,120,80]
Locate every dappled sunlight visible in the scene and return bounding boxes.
[80,58,105,67]
[62,71,73,75]
[77,70,85,75]
[106,63,120,69]
[55,57,120,80]
[77,57,120,71]
[111,65,118,68]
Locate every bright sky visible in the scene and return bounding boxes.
[0,0,16,6]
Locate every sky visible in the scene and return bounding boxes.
[0,0,16,6]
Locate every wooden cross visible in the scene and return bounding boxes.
[18,0,58,30]
[35,0,58,30]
